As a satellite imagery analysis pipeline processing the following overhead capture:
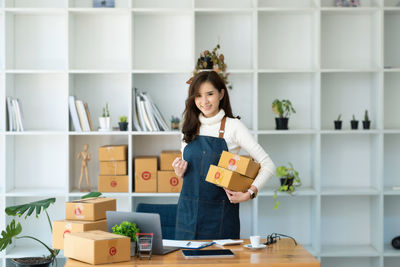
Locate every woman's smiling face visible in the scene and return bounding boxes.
[194,81,224,118]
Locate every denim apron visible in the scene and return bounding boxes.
[175,117,240,240]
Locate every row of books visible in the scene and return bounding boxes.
[133,88,169,131]
[6,96,24,132]
[69,96,94,132]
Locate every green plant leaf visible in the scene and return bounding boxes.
[0,220,22,251]
[81,192,102,199]
[5,198,56,219]
[112,221,140,242]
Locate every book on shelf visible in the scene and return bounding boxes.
[69,96,94,132]
[75,100,90,132]
[69,96,82,132]
[84,102,94,131]
[6,96,24,132]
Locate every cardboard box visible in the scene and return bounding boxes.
[98,175,129,193]
[52,219,107,250]
[98,145,128,161]
[99,161,127,175]
[65,198,116,221]
[218,151,260,179]
[157,171,183,193]
[160,150,182,171]
[64,230,130,265]
[134,157,157,192]
[206,165,253,192]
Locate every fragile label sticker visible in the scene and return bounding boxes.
[74,204,84,219]
[227,155,240,171]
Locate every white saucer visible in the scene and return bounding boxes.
[244,244,267,250]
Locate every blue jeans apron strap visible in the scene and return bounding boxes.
[175,117,240,240]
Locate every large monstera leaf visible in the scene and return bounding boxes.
[5,198,56,218]
[0,220,22,251]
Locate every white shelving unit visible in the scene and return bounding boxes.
[0,0,400,266]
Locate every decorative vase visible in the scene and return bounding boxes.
[99,117,111,131]
[334,121,342,130]
[275,118,289,130]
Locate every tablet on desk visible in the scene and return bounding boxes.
[182,249,234,259]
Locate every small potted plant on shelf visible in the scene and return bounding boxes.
[119,115,128,131]
[272,99,296,130]
[112,221,140,256]
[334,114,342,130]
[350,114,359,130]
[99,103,111,131]
[273,163,302,210]
[363,110,371,130]
[170,116,180,130]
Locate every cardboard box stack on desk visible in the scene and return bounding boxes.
[206,151,260,192]
[98,145,129,192]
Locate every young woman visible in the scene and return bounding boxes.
[172,71,275,240]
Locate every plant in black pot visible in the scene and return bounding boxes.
[112,221,140,256]
[273,163,301,210]
[272,99,296,130]
[334,114,342,130]
[363,110,371,130]
[119,115,128,131]
[350,114,359,130]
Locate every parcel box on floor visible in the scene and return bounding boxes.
[52,219,107,250]
[206,165,254,192]
[98,145,128,161]
[65,198,116,221]
[64,230,130,265]
[218,151,260,179]
[157,171,183,193]
[99,161,127,175]
[160,150,182,171]
[134,156,157,192]
[98,175,129,192]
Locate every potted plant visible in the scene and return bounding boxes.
[187,43,232,90]
[363,110,371,130]
[170,116,180,130]
[273,163,302,210]
[334,114,342,130]
[272,99,296,130]
[119,115,128,131]
[350,114,359,130]
[99,103,110,131]
[112,221,140,256]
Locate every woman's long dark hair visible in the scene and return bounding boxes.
[182,71,239,143]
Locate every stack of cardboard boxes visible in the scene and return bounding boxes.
[134,150,183,193]
[98,145,129,192]
[55,198,130,265]
[206,151,260,192]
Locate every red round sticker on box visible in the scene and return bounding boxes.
[141,171,151,180]
[229,158,236,165]
[109,247,117,256]
[214,172,221,179]
[63,230,71,238]
[110,180,117,187]
[170,177,179,186]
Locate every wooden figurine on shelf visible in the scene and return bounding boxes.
[78,144,91,191]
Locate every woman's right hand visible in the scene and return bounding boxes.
[172,157,188,178]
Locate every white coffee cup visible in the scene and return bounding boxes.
[250,235,260,247]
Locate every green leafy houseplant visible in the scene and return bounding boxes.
[112,221,140,256]
[118,115,128,131]
[119,116,127,123]
[272,99,296,130]
[102,103,110,118]
[273,163,302,210]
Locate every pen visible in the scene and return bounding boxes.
[186,242,191,246]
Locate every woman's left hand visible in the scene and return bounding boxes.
[224,188,251,203]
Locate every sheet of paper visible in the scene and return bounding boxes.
[163,239,214,249]
[213,239,244,246]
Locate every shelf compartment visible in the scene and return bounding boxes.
[385,257,400,267]
[5,135,68,193]
[385,0,400,7]
[322,0,381,7]
[321,186,380,195]
[69,0,129,8]
[5,13,67,70]
[195,12,252,70]
[4,196,66,255]
[195,0,252,9]
[384,196,400,254]
[385,11,400,68]
[321,10,380,69]
[258,73,318,130]
[132,135,180,157]
[5,188,66,197]
[321,72,379,130]
[69,73,131,132]
[384,73,400,129]
[69,12,130,70]
[5,0,65,8]
[6,73,68,131]
[258,10,317,70]
[321,257,380,267]
[384,134,400,188]
[257,196,317,253]
[321,135,380,189]
[259,135,317,189]
[133,13,192,70]
[133,0,191,9]
[258,0,317,8]
[68,135,129,193]
[258,187,317,196]
[321,196,380,256]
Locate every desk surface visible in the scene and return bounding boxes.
[65,238,320,267]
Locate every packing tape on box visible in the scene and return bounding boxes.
[227,155,241,172]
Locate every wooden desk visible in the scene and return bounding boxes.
[65,238,320,267]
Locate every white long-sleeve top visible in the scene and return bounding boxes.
[181,109,275,190]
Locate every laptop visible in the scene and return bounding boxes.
[106,211,180,255]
